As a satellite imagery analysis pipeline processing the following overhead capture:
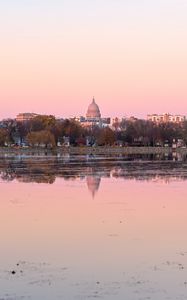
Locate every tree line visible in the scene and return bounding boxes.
[0,115,187,148]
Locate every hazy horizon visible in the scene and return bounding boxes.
[2,103,187,121]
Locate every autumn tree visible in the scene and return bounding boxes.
[16,120,32,142]
[60,119,85,144]
[26,130,56,148]
[97,128,115,146]
[30,115,56,132]
[0,128,10,146]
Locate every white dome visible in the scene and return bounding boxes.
[86,98,101,118]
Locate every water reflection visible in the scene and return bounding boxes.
[1,155,187,196]
[86,168,101,198]
[1,154,187,299]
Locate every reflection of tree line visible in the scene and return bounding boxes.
[1,156,187,195]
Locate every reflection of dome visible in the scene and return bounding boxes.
[86,98,101,118]
[86,175,101,198]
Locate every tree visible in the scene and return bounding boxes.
[97,128,115,146]
[16,120,32,142]
[31,115,56,132]
[0,129,10,146]
[60,119,85,144]
[26,130,56,148]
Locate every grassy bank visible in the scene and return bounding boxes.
[0,146,187,156]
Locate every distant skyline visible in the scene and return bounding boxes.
[1,0,187,119]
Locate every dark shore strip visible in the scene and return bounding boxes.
[0,146,187,156]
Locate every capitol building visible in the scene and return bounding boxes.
[75,98,110,128]
[86,98,101,120]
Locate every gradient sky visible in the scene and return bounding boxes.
[1,0,187,119]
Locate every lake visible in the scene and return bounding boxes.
[0,154,187,299]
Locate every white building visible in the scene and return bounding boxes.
[77,98,110,128]
[147,113,186,124]
[16,113,39,122]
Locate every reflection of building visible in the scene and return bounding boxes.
[16,113,39,122]
[147,113,186,124]
[86,174,101,198]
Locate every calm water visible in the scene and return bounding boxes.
[0,154,187,299]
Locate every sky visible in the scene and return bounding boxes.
[1,0,187,119]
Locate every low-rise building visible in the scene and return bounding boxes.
[147,113,186,124]
[16,113,39,122]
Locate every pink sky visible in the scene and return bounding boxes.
[1,0,187,119]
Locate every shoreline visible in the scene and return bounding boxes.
[0,146,186,156]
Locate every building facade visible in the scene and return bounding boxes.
[16,113,39,122]
[76,98,110,128]
[147,113,186,124]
